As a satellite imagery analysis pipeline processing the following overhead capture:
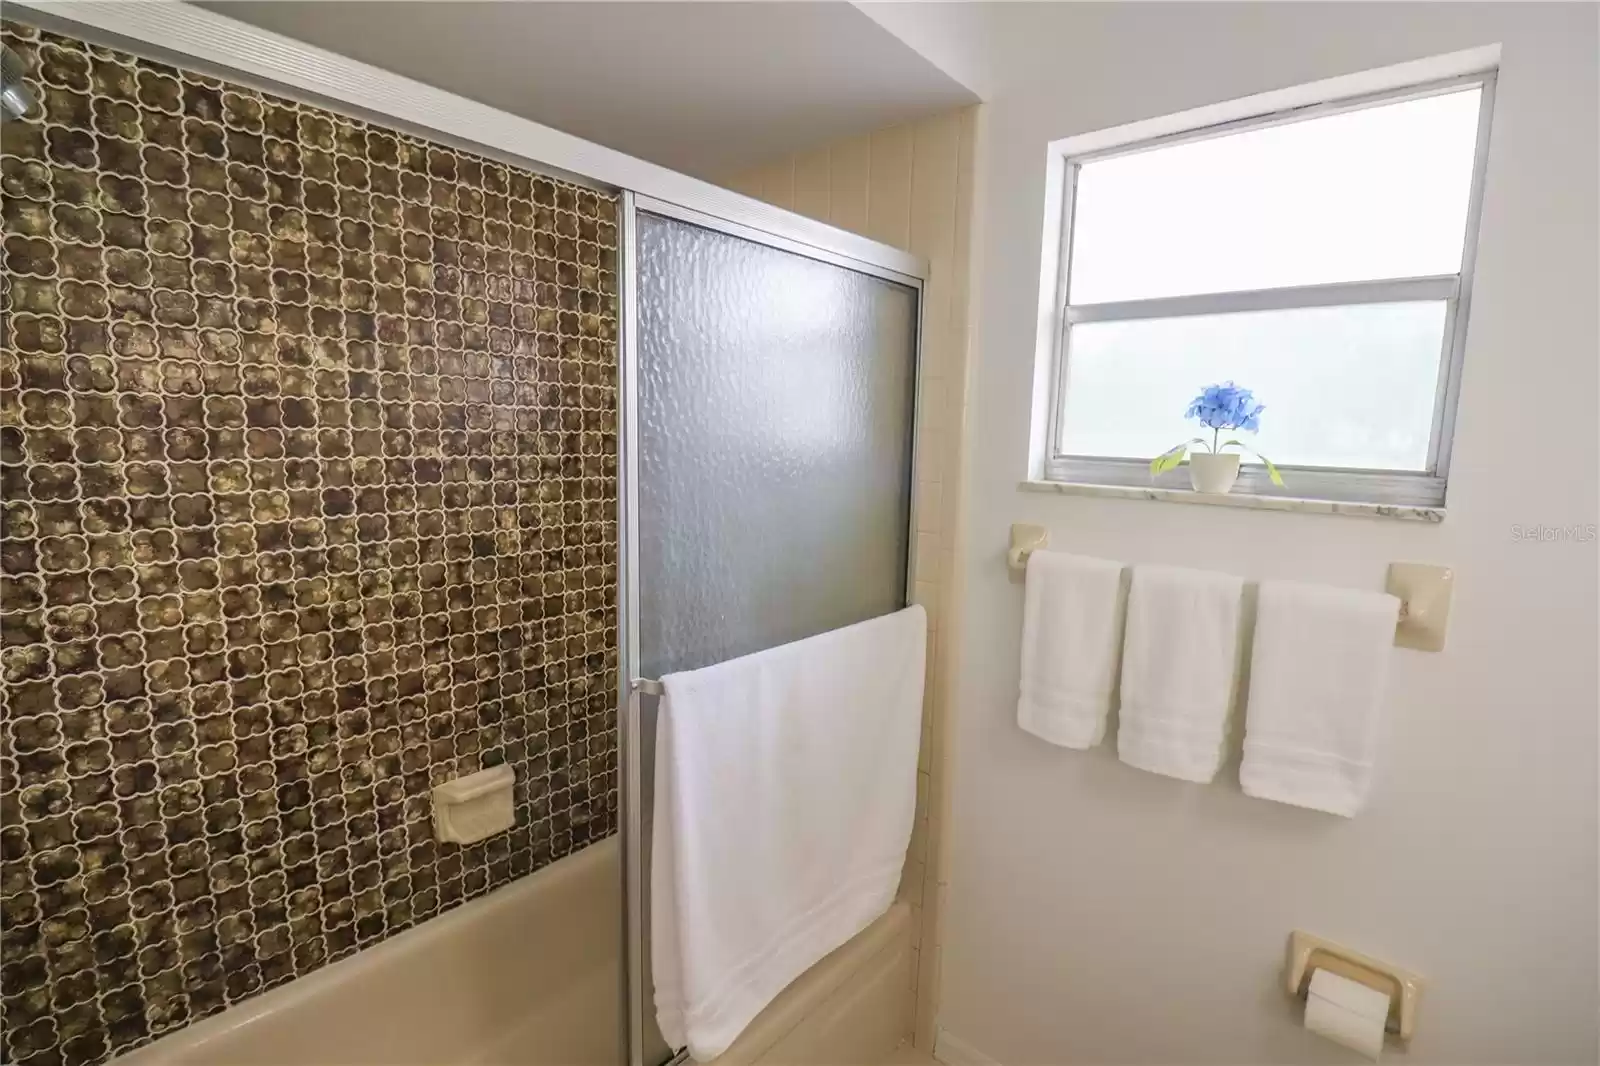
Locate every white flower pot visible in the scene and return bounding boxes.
[1188,452,1241,494]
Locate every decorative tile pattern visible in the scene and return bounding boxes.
[0,21,620,1066]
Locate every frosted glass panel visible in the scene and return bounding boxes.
[1069,88,1483,304]
[636,212,917,677]
[1059,302,1448,471]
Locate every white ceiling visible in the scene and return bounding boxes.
[196,1,980,179]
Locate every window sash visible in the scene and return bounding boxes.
[1043,71,1496,508]
[1066,70,1492,168]
[1051,275,1461,483]
[1064,275,1459,325]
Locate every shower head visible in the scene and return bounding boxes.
[1,44,41,121]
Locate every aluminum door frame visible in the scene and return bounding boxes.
[617,192,927,1066]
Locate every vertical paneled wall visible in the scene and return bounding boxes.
[723,106,979,1050]
[0,21,619,1066]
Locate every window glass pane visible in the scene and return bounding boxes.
[1068,88,1482,304]
[1058,302,1448,471]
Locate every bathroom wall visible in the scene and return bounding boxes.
[931,3,1599,1064]
[723,105,979,1050]
[0,20,619,1066]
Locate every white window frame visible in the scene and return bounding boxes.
[1039,69,1497,508]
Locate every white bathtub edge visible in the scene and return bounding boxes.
[107,835,911,1066]
[711,900,914,1066]
[109,836,621,1066]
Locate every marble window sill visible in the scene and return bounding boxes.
[1019,479,1446,522]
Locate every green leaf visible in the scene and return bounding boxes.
[1149,439,1207,477]
[1258,452,1285,487]
[1149,446,1185,477]
[1222,441,1285,486]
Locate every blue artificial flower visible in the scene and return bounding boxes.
[1185,381,1266,433]
[1153,380,1283,487]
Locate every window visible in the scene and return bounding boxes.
[1041,72,1494,507]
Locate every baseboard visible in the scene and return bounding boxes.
[933,1028,1001,1066]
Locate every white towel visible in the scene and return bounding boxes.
[1117,565,1244,782]
[1240,581,1399,817]
[1016,550,1125,748]
[651,606,926,1061]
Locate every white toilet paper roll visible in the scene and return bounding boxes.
[1304,970,1390,1061]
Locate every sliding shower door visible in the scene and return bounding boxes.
[635,210,919,675]
[619,200,922,1066]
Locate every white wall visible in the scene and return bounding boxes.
[944,4,1598,1064]
[854,2,996,101]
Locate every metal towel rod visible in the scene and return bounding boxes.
[1005,523,1454,652]
[631,678,665,696]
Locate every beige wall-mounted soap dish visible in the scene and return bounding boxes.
[432,763,515,844]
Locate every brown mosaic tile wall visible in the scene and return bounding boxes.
[0,20,620,1066]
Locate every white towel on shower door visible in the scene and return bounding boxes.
[651,606,926,1062]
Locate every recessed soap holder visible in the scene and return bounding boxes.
[1286,930,1423,1043]
[432,764,515,844]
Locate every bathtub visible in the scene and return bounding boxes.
[110,835,913,1066]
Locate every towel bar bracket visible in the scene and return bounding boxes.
[632,677,665,696]
[1386,562,1453,652]
[1007,523,1050,582]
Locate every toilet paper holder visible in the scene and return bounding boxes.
[1286,931,1423,1042]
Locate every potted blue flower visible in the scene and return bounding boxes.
[1150,382,1283,494]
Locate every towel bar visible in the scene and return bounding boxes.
[631,677,665,696]
[1006,528,1452,651]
